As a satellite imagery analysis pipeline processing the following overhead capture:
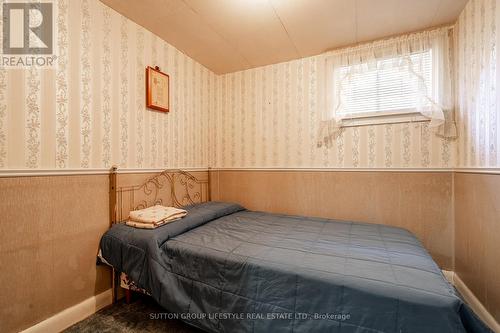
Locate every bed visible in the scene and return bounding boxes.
[99,169,491,333]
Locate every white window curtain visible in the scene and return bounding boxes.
[318,27,457,148]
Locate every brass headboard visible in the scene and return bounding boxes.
[109,166,210,225]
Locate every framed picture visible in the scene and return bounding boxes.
[146,66,169,112]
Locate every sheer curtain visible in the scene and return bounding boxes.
[318,27,457,148]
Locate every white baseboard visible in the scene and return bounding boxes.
[21,289,112,333]
[453,273,500,333]
[442,270,500,332]
[441,269,455,284]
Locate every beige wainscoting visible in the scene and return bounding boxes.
[0,175,111,333]
[116,170,209,188]
[0,169,210,333]
[210,169,454,269]
[115,171,210,221]
[455,172,500,324]
[4,169,499,332]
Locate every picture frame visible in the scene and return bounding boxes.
[146,66,170,112]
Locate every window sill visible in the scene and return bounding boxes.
[339,112,429,128]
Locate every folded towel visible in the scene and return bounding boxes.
[125,216,183,229]
[128,205,187,224]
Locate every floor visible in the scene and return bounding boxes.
[64,296,201,333]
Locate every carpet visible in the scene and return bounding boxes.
[64,296,202,333]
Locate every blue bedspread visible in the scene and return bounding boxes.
[99,202,491,333]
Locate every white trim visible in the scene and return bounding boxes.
[441,269,455,284]
[0,167,499,177]
[21,289,112,333]
[0,167,209,178]
[211,167,453,172]
[453,273,500,333]
[340,112,429,128]
[116,167,208,174]
[339,108,420,120]
[213,167,500,175]
[454,168,500,175]
[441,270,499,332]
[0,169,110,177]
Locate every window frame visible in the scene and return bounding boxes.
[333,50,433,126]
[338,110,429,127]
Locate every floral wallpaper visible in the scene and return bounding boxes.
[212,0,499,170]
[212,57,456,169]
[0,0,497,171]
[0,0,217,169]
[455,0,499,168]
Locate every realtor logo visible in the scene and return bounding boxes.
[1,2,55,67]
[3,2,53,54]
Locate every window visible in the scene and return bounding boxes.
[335,50,433,124]
[318,27,455,147]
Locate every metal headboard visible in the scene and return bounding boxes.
[109,166,210,226]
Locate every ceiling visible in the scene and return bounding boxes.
[100,0,468,74]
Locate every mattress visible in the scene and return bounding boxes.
[99,201,491,333]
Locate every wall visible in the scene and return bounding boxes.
[115,170,210,223]
[454,0,500,325]
[0,174,111,333]
[212,55,456,169]
[209,34,458,274]
[0,0,215,332]
[0,0,217,170]
[207,11,459,286]
[455,0,500,168]
[0,169,209,333]
[210,170,454,269]
[454,172,500,323]
[1,0,500,330]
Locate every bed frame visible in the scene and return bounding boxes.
[108,166,210,302]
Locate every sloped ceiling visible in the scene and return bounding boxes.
[100,0,468,74]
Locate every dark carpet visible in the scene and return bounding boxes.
[64,296,202,333]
